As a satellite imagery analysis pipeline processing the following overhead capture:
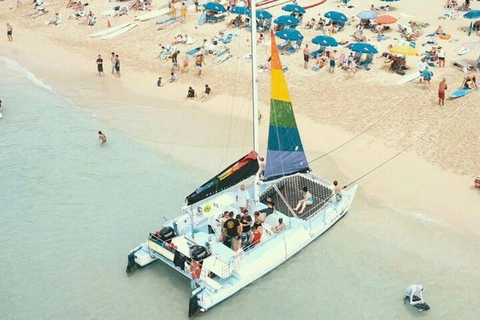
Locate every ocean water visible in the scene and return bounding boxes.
[1,58,480,320]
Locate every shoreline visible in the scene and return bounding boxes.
[1,35,479,237]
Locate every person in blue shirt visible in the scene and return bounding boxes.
[423,65,433,89]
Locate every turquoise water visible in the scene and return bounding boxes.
[1,57,480,320]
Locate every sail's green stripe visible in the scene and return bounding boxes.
[269,99,298,129]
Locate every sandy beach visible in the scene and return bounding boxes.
[1,0,479,235]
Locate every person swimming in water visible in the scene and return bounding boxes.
[98,131,107,144]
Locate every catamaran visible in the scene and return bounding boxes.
[126,3,357,316]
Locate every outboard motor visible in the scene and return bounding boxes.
[159,226,176,242]
[190,245,209,261]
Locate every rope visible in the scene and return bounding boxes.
[345,101,470,188]
[309,87,420,164]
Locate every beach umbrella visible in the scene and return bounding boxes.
[463,10,480,36]
[357,10,378,20]
[380,0,400,2]
[230,6,249,15]
[463,10,480,20]
[389,45,419,56]
[324,11,348,22]
[255,10,272,20]
[461,41,480,50]
[275,29,304,41]
[312,35,338,47]
[375,14,397,24]
[204,2,226,13]
[349,42,378,54]
[282,4,306,14]
[274,15,300,26]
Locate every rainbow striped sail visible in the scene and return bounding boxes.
[264,32,309,181]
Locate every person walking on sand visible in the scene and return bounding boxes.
[422,65,433,89]
[114,55,121,77]
[181,2,187,23]
[438,78,448,106]
[195,54,205,77]
[171,50,180,71]
[417,58,427,83]
[6,23,13,41]
[96,55,104,77]
[303,44,310,69]
[437,46,446,68]
[110,52,116,75]
[98,131,107,144]
[194,0,200,12]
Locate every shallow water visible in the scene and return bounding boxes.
[1,58,479,320]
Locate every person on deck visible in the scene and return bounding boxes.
[236,184,250,212]
[252,211,265,233]
[294,187,313,214]
[259,197,276,216]
[240,209,253,248]
[271,218,286,233]
[222,211,241,251]
[333,181,342,201]
[250,226,262,246]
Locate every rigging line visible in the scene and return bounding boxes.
[309,86,420,165]
[217,29,245,171]
[345,101,471,188]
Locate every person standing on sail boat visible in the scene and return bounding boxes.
[333,181,342,201]
[294,187,313,214]
[236,184,250,212]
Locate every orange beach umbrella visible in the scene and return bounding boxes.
[375,14,397,24]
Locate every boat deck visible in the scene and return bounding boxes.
[260,174,333,219]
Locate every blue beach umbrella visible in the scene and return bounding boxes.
[357,10,378,20]
[312,35,338,47]
[380,0,400,2]
[324,11,348,22]
[463,10,480,36]
[230,6,249,15]
[274,15,300,26]
[349,42,378,54]
[204,2,226,13]
[282,4,306,14]
[275,29,304,41]
[255,10,273,20]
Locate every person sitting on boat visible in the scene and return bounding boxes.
[293,187,313,214]
[404,284,425,305]
[259,197,276,216]
[222,211,242,251]
[250,226,262,246]
[240,209,253,248]
[271,218,286,233]
[236,184,250,213]
[333,181,343,201]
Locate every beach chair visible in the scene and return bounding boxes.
[357,53,374,71]
[284,40,302,55]
[208,15,226,24]
[353,51,362,62]
[222,33,233,44]
[452,59,474,71]
[277,40,291,51]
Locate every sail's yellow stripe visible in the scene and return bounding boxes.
[271,69,291,103]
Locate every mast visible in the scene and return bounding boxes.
[250,0,260,203]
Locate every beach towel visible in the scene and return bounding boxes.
[186,37,197,45]
[216,54,233,64]
[197,13,206,26]
[186,47,201,56]
[222,33,233,44]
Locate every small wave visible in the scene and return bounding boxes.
[0,56,52,91]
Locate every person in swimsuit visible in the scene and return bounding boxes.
[329,50,337,74]
[181,2,187,23]
[303,44,310,69]
[114,55,121,77]
[96,55,104,77]
[333,180,342,201]
[6,23,13,41]
[98,131,107,144]
[110,52,116,75]
[294,187,313,214]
